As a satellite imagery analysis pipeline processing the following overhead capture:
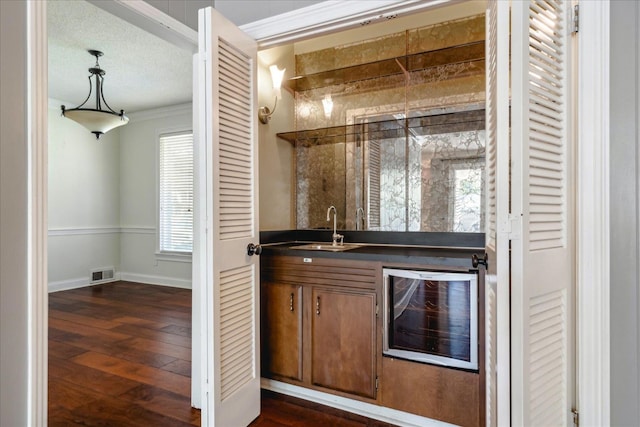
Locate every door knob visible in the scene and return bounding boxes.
[247,243,262,256]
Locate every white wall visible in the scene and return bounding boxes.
[0,1,29,425]
[47,104,193,290]
[47,105,121,290]
[119,106,193,288]
[610,1,640,424]
[258,45,295,230]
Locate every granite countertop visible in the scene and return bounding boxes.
[261,241,482,271]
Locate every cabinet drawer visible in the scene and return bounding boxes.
[261,255,378,289]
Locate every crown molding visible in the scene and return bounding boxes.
[127,102,192,122]
[240,0,461,48]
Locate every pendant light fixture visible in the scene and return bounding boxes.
[61,50,129,139]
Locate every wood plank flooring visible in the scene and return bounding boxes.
[48,281,199,426]
[48,281,396,427]
[255,390,397,427]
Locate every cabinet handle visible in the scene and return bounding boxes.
[289,293,294,312]
[316,296,320,316]
[472,252,488,269]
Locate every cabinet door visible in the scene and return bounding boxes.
[311,288,376,399]
[261,282,303,381]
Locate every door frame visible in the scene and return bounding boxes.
[575,1,611,424]
[26,2,49,424]
[26,0,611,425]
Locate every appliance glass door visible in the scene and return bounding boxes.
[383,269,478,370]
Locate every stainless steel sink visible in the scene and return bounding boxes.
[290,243,362,252]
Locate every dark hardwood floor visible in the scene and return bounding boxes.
[48,281,198,426]
[254,390,397,427]
[48,281,396,426]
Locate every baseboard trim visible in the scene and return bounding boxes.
[49,272,190,292]
[48,274,120,293]
[119,272,192,289]
[260,379,455,427]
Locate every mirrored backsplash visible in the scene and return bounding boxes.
[286,14,486,232]
[296,108,485,232]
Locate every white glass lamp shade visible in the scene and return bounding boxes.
[269,65,285,98]
[322,94,333,119]
[63,109,129,138]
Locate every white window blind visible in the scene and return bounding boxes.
[159,131,193,253]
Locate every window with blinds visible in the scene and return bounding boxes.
[159,131,194,253]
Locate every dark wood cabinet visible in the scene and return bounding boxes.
[261,255,380,401]
[311,287,376,398]
[260,253,483,426]
[261,282,303,381]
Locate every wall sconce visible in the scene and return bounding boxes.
[258,65,285,124]
[322,94,333,119]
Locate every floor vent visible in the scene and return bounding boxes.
[91,267,115,284]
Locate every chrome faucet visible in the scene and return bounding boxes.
[326,205,343,246]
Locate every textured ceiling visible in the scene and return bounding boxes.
[48,0,193,113]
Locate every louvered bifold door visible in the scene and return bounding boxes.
[199,7,260,427]
[484,1,511,426]
[510,1,575,426]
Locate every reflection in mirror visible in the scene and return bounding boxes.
[290,14,487,233]
[296,107,485,232]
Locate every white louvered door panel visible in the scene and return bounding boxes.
[199,7,260,427]
[510,1,575,425]
[219,265,255,400]
[219,38,253,241]
[485,1,511,426]
[486,0,498,255]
